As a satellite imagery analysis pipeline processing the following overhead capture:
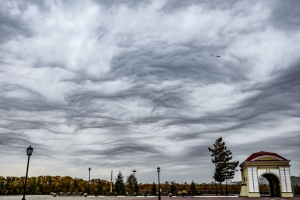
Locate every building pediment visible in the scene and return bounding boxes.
[240,151,289,167]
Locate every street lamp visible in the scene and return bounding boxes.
[157,167,161,200]
[88,168,91,196]
[22,146,33,200]
[132,170,137,194]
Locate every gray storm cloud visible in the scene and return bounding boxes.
[0,0,300,183]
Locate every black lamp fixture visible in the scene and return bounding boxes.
[157,167,161,200]
[27,146,33,156]
[22,146,34,200]
[132,170,137,176]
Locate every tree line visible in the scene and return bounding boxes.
[0,174,243,196]
[0,175,109,195]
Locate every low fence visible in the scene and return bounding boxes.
[198,190,239,195]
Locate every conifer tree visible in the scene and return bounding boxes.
[208,137,239,195]
[151,182,157,195]
[126,173,138,194]
[190,180,196,196]
[171,182,176,195]
[115,171,125,195]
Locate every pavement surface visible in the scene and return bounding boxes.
[0,196,300,200]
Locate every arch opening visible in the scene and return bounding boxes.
[262,174,281,197]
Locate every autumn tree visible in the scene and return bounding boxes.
[208,137,239,195]
[95,179,104,195]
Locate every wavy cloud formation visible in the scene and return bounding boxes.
[0,0,300,183]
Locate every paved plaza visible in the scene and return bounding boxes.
[0,196,300,200]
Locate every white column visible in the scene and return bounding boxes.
[247,167,259,192]
[252,167,259,192]
[284,167,292,192]
[279,167,287,192]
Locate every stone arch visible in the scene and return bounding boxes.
[259,173,281,197]
[259,172,280,181]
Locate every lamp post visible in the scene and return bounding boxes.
[88,168,91,196]
[22,146,33,200]
[157,167,161,200]
[132,170,137,195]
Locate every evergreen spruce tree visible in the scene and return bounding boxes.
[126,173,138,194]
[208,137,239,195]
[190,180,196,196]
[151,182,157,196]
[115,171,125,195]
[171,182,176,195]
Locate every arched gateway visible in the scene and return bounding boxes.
[240,151,293,197]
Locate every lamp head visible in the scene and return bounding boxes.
[157,166,160,172]
[27,146,33,156]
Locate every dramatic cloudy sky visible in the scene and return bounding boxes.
[1,0,300,184]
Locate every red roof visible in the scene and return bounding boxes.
[244,151,288,162]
